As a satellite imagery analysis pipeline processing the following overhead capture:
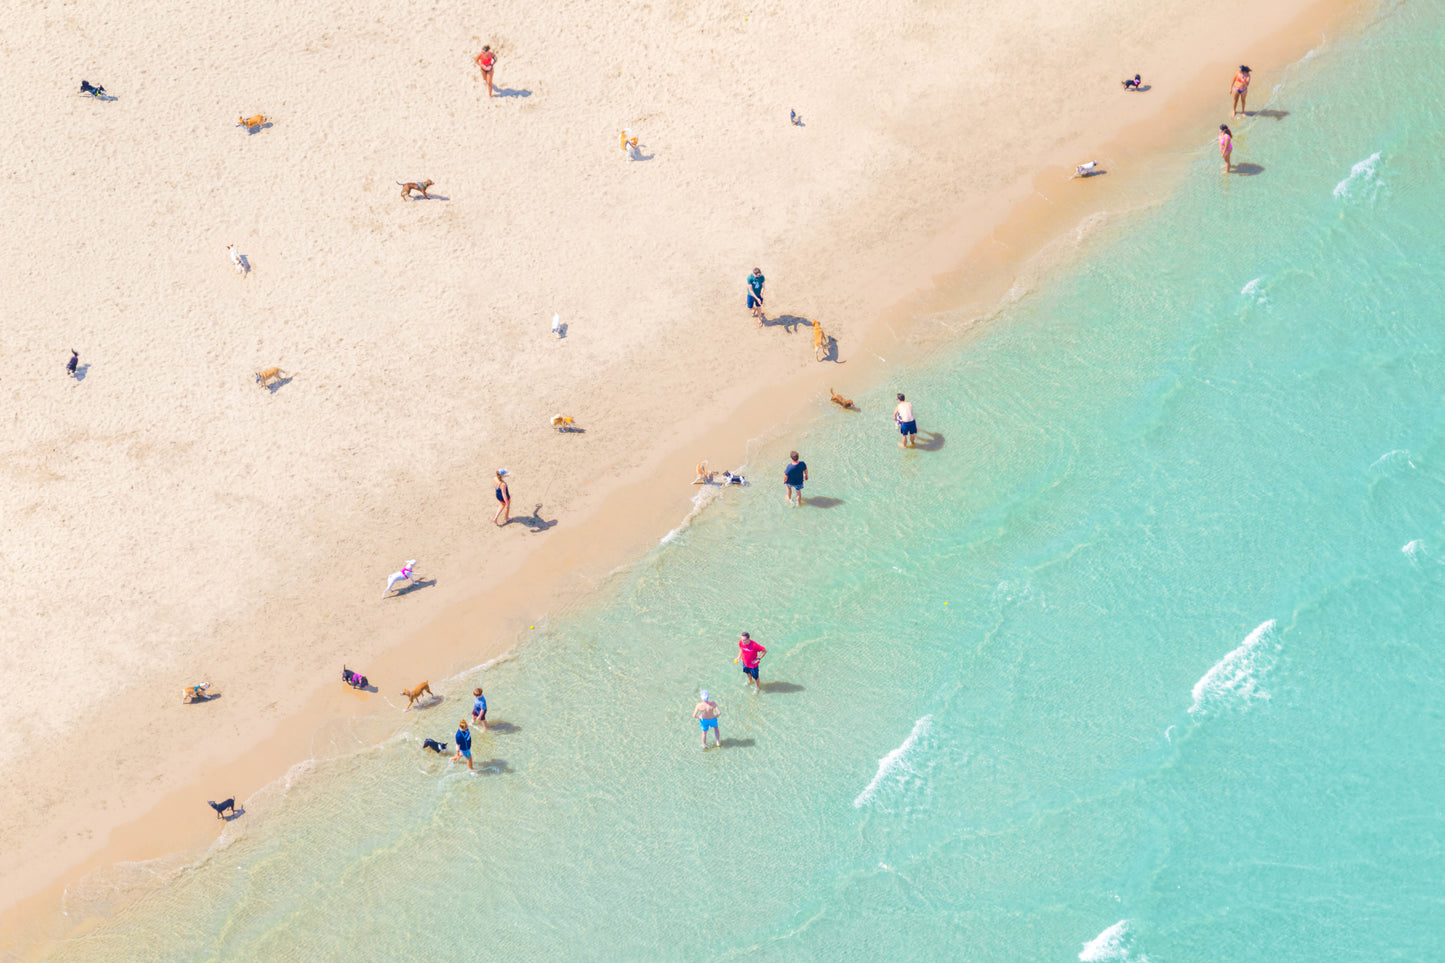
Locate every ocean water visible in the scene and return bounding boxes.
[42,2,1445,959]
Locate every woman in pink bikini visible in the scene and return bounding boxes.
[1230,65,1251,117]
[475,45,497,98]
[1218,124,1234,173]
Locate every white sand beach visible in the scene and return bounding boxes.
[0,0,1361,942]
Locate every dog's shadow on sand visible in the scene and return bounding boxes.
[484,720,521,735]
[494,88,532,98]
[72,364,91,382]
[244,122,274,135]
[391,578,438,598]
[817,335,844,364]
[406,194,451,202]
[186,692,223,705]
[218,805,246,823]
[1077,168,1107,179]
[264,376,293,395]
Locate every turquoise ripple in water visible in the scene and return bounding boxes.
[48,2,1445,959]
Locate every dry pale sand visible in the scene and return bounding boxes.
[0,0,1362,937]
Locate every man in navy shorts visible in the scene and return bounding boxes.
[894,393,918,449]
[783,450,808,507]
[747,267,766,324]
[737,632,767,694]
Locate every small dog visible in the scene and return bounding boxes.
[813,321,828,361]
[829,388,856,410]
[237,114,266,129]
[255,367,287,387]
[383,560,419,598]
[422,738,449,753]
[790,109,803,126]
[619,130,641,161]
[227,244,247,277]
[342,666,369,689]
[183,682,211,703]
[552,313,563,338]
[208,798,237,819]
[67,349,79,377]
[551,414,577,432]
[721,470,747,486]
[694,460,714,484]
[1121,74,1142,91]
[1072,161,1100,179]
[401,681,433,710]
[79,81,106,98]
[397,179,434,199]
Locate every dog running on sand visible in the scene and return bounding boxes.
[1072,161,1100,179]
[67,349,79,377]
[829,388,856,410]
[550,414,577,432]
[397,179,435,199]
[79,81,106,98]
[401,681,434,710]
[183,682,211,703]
[208,797,237,819]
[237,114,266,129]
[255,367,287,387]
[383,560,419,598]
[227,244,247,277]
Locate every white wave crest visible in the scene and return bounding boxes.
[1080,919,1150,962]
[1370,449,1415,470]
[1241,277,1263,297]
[1403,539,1422,556]
[1189,620,1278,716]
[853,715,932,808]
[1334,152,1382,199]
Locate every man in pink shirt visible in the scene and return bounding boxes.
[737,631,767,694]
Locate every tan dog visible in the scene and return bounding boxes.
[401,681,433,710]
[237,114,266,129]
[813,321,828,361]
[829,388,855,410]
[397,179,435,199]
[255,367,288,387]
[694,459,714,484]
[550,414,577,431]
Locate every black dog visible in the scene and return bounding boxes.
[208,797,237,819]
[67,349,78,377]
[1121,74,1142,91]
[79,81,106,98]
[342,666,368,689]
[422,738,449,753]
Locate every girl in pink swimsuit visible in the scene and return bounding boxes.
[1218,124,1234,173]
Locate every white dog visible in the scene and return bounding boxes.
[227,244,247,277]
[383,559,419,598]
[1071,160,1099,179]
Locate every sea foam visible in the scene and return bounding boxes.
[1334,151,1382,199]
[1079,919,1150,962]
[1189,620,1278,716]
[853,715,932,808]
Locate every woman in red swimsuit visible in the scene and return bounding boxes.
[475,45,497,98]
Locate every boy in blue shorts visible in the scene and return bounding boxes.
[693,691,721,749]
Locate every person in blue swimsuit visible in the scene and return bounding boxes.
[493,469,510,526]
[452,719,474,770]
[693,691,721,748]
[747,268,766,324]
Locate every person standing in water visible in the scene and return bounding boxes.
[693,691,721,748]
[894,393,918,449]
[452,719,474,770]
[747,268,766,324]
[493,469,511,526]
[475,45,497,98]
[783,451,808,508]
[1218,124,1234,173]
[471,687,488,732]
[737,632,767,694]
[1230,65,1251,117]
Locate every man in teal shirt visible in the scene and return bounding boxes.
[747,267,766,323]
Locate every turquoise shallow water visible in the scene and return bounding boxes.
[45,3,1445,959]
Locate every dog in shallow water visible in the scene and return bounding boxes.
[829,388,855,410]
[208,797,237,819]
[401,681,433,710]
[422,738,449,753]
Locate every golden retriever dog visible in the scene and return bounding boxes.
[694,459,714,484]
[813,321,828,361]
[829,388,855,410]
[255,367,288,387]
[397,179,435,199]
[237,114,266,129]
[550,414,577,431]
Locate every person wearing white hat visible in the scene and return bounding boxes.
[693,690,721,749]
[493,469,511,526]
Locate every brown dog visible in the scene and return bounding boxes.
[401,681,433,710]
[829,388,855,410]
[397,179,435,199]
[813,321,828,361]
[255,367,288,387]
[237,114,266,129]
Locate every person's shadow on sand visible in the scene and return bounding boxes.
[504,504,556,533]
[391,578,437,598]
